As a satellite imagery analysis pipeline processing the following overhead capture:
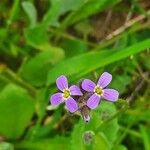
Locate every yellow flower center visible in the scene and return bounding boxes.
[63,89,71,100]
[94,85,103,96]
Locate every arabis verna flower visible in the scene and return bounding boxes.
[81,72,119,109]
[50,75,83,113]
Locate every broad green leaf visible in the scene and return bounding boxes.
[0,84,34,139]
[47,38,150,85]
[97,101,119,146]
[24,24,48,49]
[70,101,118,150]
[89,101,119,149]
[93,133,110,150]
[61,39,88,57]
[43,0,85,26]
[19,48,64,87]
[70,123,111,150]
[70,120,85,150]
[0,142,14,150]
[115,145,128,150]
[15,136,69,150]
[22,1,37,27]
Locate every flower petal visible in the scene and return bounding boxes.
[65,97,78,113]
[50,93,63,106]
[83,115,90,123]
[87,94,100,109]
[81,79,96,92]
[69,85,83,96]
[103,89,119,102]
[56,75,68,91]
[97,72,112,88]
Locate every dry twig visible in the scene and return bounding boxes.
[104,10,150,41]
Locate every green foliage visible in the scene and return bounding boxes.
[15,136,69,150]
[115,145,128,150]
[61,39,88,57]
[70,120,85,150]
[0,84,34,139]
[22,1,37,28]
[140,125,150,150]
[0,142,14,150]
[47,39,150,85]
[97,102,119,146]
[61,0,121,27]
[19,48,64,87]
[24,24,49,49]
[70,101,119,150]
[43,0,85,26]
[0,0,150,149]
[93,133,110,150]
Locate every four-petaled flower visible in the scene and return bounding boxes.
[50,75,83,113]
[81,72,119,109]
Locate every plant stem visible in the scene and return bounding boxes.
[120,126,141,138]
[1,68,37,97]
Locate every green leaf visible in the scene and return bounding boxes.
[0,142,14,150]
[7,0,20,25]
[61,0,121,27]
[97,101,119,146]
[0,84,34,139]
[115,145,128,150]
[15,136,69,150]
[70,101,118,150]
[22,1,37,27]
[43,0,85,26]
[140,125,150,150]
[19,48,64,87]
[93,133,110,150]
[70,120,85,150]
[24,24,48,49]
[47,38,150,85]
[70,123,110,150]
[61,39,88,57]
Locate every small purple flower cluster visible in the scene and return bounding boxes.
[50,72,119,122]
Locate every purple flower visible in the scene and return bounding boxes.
[81,72,119,109]
[50,75,83,113]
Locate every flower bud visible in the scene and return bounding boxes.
[82,130,95,145]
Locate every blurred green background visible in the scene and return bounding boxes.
[0,0,150,150]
